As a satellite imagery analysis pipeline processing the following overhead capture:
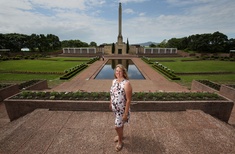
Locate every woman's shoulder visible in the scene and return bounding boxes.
[124,79,131,85]
[112,79,117,84]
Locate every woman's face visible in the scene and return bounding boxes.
[115,67,123,78]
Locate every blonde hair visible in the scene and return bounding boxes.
[114,64,129,80]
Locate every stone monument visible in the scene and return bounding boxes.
[115,3,126,54]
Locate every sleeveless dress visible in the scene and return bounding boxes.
[110,79,130,127]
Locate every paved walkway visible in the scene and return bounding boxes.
[0,57,235,153]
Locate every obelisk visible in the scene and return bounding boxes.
[117,2,123,44]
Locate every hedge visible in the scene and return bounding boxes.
[60,63,88,80]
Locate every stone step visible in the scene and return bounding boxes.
[0,109,53,153]
[0,103,10,128]
[0,109,235,153]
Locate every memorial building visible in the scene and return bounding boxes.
[62,3,177,56]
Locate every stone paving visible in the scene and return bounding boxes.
[0,56,235,153]
[0,108,235,153]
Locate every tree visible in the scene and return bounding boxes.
[46,34,61,51]
[3,33,28,52]
[210,31,228,52]
[90,41,97,47]
[149,43,156,47]
[157,39,167,48]
[126,38,129,53]
[61,40,89,48]
[112,43,115,54]
[227,38,235,50]
[0,34,6,49]
[27,34,39,52]
[167,38,181,48]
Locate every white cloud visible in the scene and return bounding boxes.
[122,0,235,43]
[124,8,135,14]
[0,0,32,10]
[31,0,86,10]
[0,0,234,45]
[119,0,148,3]
[139,12,146,16]
[166,0,214,7]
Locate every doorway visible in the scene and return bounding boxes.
[118,49,122,54]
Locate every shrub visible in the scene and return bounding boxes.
[87,57,99,64]
[141,57,153,64]
[60,63,88,80]
[152,62,180,80]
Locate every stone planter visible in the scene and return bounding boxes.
[4,98,234,123]
[23,80,48,90]
[0,84,20,102]
[191,80,218,93]
[191,80,235,102]
[219,85,235,102]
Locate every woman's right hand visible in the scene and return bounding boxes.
[109,103,112,110]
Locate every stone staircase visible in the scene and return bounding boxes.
[0,108,235,153]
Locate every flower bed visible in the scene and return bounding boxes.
[197,80,221,91]
[19,80,41,90]
[86,57,99,64]
[10,91,225,101]
[141,57,153,64]
[141,57,180,80]
[4,91,233,123]
[152,63,180,80]
[191,80,235,102]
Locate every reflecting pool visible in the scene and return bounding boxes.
[95,59,145,79]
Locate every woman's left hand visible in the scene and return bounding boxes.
[122,115,128,122]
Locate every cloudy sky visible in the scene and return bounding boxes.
[0,0,234,45]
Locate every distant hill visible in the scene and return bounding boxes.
[132,41,159,47]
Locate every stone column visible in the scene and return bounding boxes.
[117,2,123,44]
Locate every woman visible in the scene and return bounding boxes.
[110,64,132,152]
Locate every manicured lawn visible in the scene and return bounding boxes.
[151,57,235,88]
[0,57,90,86]
[152,58,235,73]
[0,58,89,72]
[161,60,235,73]
[42,57,90,61]
[1,57,235,89]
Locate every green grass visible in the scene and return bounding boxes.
[0,57,90,87]
[0,73,59,81]
[151,57,195,62]
[150,57,235,88]
[1,57,235,90]
[42,57,90,61]
[161,61,235,73]
[0,58,89,72]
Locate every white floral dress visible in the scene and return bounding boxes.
[110,79,130,127]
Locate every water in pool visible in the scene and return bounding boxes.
[95,59,145,79]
